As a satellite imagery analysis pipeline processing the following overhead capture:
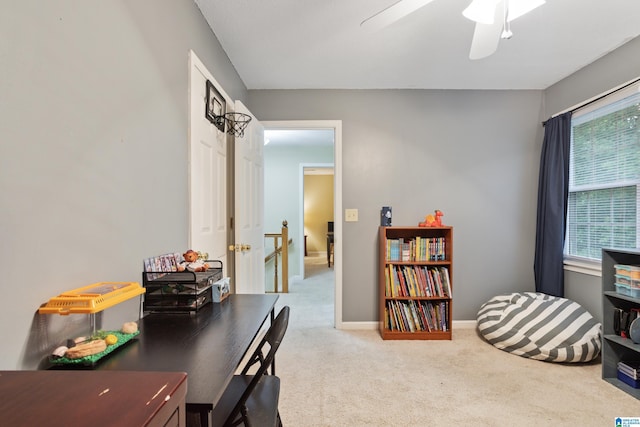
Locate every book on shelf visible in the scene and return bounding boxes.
[385,265,451,298]
[385,237,446,262]
[403,303,415,332]
[384,300,449,332]
[402,241,410,261]
[618,361,640,379]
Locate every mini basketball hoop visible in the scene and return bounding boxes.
[224,112,252,137]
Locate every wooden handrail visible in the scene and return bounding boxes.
[264,238,293,263]
[264,221,290,293]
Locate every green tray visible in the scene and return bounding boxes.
[50,330,140,366]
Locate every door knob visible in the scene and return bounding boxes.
[229,244,251,252]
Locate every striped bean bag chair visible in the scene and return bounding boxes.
[477,292,601,362]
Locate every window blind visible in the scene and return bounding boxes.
[565,82,640,261]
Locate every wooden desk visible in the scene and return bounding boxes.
[50,294,279,426]
[0,370,187,427]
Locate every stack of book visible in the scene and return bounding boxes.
[617,361,640,388]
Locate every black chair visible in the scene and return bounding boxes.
[327,221,334,267]
[211,306,290,427]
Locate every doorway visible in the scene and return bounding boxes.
[302,164,334,278]
[262,121,343,328]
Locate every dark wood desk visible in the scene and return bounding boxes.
[0,370,187,426]
[51,294,279,426]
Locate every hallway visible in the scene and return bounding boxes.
[274,254,334,329]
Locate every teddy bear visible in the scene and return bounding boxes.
[178,249,209,272]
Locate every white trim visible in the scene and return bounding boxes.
[262,120,344,329]
[453,320,477,329]
[563,258,602,277]
[341,321,377,330]
[188,50,233,107]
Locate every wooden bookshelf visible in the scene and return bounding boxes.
[379,226,453,340]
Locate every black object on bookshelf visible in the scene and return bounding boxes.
[142,260,224,314]
[381,206,392,226]
[602,248,640,399]
[379,226,453,340]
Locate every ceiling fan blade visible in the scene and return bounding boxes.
[468,21,502,60]
[468,2,503,60]
[360,0,437,31]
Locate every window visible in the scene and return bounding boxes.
[565,83,640,262]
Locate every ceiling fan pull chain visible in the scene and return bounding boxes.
[501,0,513,39]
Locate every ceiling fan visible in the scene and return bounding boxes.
[361,0,545,60]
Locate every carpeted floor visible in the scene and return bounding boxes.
[272,256,639,426]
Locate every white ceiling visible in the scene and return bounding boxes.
[195,0,640,90]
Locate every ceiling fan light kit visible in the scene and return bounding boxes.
[463,0,545,24]
[501,26,513,40]
[362,0,545,61]
[462,0,501,24]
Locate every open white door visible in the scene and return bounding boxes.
[232,101,265,294]
[188,51,229,273]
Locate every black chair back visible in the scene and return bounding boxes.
[224,306,290,426]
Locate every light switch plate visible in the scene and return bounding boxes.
[345,208,358,222]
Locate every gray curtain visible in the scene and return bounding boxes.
[534,112,572,296]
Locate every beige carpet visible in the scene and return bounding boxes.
[273,256,639,427]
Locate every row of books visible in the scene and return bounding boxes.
[385,265,451,298]
[143,253,184,281]
[385,237,446,262]
[617,360,640,388]
[618,361,640,379]
[144,252,183,273]
[384,300,449,333]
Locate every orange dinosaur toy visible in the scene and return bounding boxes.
[419,210,444,227]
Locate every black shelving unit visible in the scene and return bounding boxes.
[602,248,640,399]
[142,260,223,313]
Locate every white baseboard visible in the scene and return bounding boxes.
[339,320,477,330]
[340,321,378,330]
[453,320,477,329]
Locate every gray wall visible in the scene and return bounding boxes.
[248,89,545,322]
[543,37,640,323]
[0,0,246,369]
